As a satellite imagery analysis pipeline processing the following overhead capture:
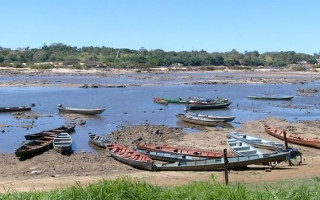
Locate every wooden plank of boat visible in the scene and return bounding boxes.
[0,106,32,113]
[186,112,236,122]
[136,143,235,158]
[264,125,320,149]
[106,144,154,171]
[24,124,76,140]
[227,138,264,157]
[88,132,110,148]
[57,104,105,115]
[176,113,225,126]
[53,132,72,154]
[154,152,289,171]
[136,148,209,162]
[248,95,293,100]
[15,135,56,158]
[153,97,168,104]
[228,132,285,151]
[186,102,232,110]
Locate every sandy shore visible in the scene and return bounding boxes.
[1,67,320,193]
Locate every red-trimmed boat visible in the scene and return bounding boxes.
[264,125,320,149]
[106,144,154,171]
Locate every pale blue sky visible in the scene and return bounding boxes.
[1,0,319,54]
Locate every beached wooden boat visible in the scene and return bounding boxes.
[57,104,105,115]
[176,113,225,126]
[137,148,210,162]
[248,95,293,100]
[88,132,110,148]
[227,138,263,157]
[186,112,236,122]
[153,97,168,104]
[264,125,320,149]
[24,124,76,140]
[0,106,32,113]
[106,144,154,171]
[53,132,72,154]
[136,143,233,158]
[228,132,284,151]
[15,135,56,157]
[154,152,289,171]
[186,102,232,110]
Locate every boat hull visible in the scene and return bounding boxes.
[154,152,289,171]
[264,125,320,149]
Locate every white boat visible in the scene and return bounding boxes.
[186,112,236,122]
[229,132,285,151]
[227,138,263,157]
[176,113,225,126]
[57,104,105,115]
[53,132,72,154]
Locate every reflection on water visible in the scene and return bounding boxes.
[0,80,320,154]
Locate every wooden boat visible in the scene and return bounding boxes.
[88,132,110,148]
[15,135,56,157]
[154,152,289,171]
[0,106,32,113]
[186,112,236,122]
[188,96,229,104]
[228,132,284,151]
[24,124,76,140]
[153,97,168,104]
[162,98,188,104]
[106,144,154,171]
[186,102,232,110]
[176,113,225,126]
[136,143,234,158]
[227,138,263,157]
[137,148,210,162]
[53,132,72,154]
[248,95,293,100]
[264,125,320,149]
[57,104,105,115]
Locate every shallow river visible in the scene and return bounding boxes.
[0,73,319,154]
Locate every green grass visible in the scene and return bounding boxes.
[1,176,319,200]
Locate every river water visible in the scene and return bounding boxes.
[1,72,319,154]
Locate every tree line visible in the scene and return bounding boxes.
[0,43,319,70]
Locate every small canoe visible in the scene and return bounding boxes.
[53,132,72,154]
[186,112,236,122]
[162,98,188,104]
[153,97,168,104]
[15,135,56,157]
[154,152,289,171]
[0,106,32,113]
[176,113,225,126]
[58,104,105,115]
[106,144,154,171]
[264,125,320,149]
[136,143,234,158]
[24,124,76,140]
[227,138,263,157]
[248,95,293,100]
[186,102,232,110]
[228,132,284,151]
[88,132,110,148]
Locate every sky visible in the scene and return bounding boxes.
[1,0,319,55]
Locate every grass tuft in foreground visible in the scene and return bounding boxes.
[1,175,320,200]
